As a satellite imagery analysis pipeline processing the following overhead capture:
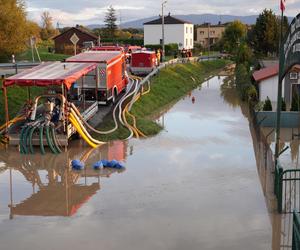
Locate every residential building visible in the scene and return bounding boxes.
[196,23,225,48]
[53,26,98,55]
[143,14,194,50]
[252,64,300,110]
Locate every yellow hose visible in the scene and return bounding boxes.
[69,116,98,148]
[0,116,25,132]
[69,111,105,145]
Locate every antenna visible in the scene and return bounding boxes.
[119,10,122,28]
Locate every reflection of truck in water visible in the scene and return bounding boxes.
[66,50,129,104]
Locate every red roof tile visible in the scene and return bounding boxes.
[252,64,279,82]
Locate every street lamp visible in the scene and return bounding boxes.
[161,0,167,62]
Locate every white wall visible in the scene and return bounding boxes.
[259,75,284,110]
[144,23,194,50]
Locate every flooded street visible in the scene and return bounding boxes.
[0,77,273,250]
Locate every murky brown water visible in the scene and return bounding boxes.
[0,77,274,250]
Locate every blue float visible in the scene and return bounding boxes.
[93,159,125,170]
[93,161,104,170]
[71,160,85,170]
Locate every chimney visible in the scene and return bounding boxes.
[168,12,171,16]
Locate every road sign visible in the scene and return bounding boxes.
[70,33,80,45]
[70,33,80,55]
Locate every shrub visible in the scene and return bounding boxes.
[144,44,179,56]
[263,97,273,111]
[291,94,300,111]
[281,97,286,111]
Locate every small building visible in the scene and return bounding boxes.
[53,26,98,55]
[143,13,194,50]
[195,23,225,48]
[253,65,281,110]
[253,64,300,110]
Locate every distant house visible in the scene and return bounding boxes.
[253,64,300,110]
[53,26,98,55]
[195,23,225,48]
[143,13,194,50]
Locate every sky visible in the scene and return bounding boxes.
[26,0,300,27]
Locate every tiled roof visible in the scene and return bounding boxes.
[252,64,279,82]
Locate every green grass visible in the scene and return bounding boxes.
[16,47,69,62]
[0,80,43,124]
[0,60,229,140]
[94,59,229,141]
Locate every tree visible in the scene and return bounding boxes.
[263,97,273,111]
[251,9,281,56]
[236,42,253,65]
[281,97,286,111]
[221,21,247,53]
[104,6,117,39]
[0,0,30,60]
[40,11,58,40]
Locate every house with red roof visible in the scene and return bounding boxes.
[253,64,300,110]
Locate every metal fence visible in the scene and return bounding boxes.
[275,163,300,213]
[293,212,300,250]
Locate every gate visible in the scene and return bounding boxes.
[293,212,300,250]
[275,163,300,213]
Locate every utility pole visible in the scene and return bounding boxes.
[274,10,285,165]
[161,1,167,62]
[208,23,210,59]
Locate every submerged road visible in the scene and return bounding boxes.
[0,76,272,249]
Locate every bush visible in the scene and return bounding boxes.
[263,97,273,111]
[281,97,286,111]
[291,94,300,111]
[144,43,179,56]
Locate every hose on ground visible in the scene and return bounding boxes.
[45,126,58,154]
[69,78,136,135]
[69,112,105,145]
[28,126,37,154]
[50,126,62,154]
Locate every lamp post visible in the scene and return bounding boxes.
[161,0,167,62]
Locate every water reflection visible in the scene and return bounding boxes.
[0,141,128,219]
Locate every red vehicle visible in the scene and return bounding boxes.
[130,50,157,75]
[66,50,128,104]
[91,46,124,52]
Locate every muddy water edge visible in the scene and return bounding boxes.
[0,76,276,250]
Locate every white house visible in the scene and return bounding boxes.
[253,63,300,111]
[253,64,283,110]
[143,14,194,50]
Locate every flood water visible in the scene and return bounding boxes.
[0,77,274,250]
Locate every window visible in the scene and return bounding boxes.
[190,39,193,46]
[200,31,205,35]
[186,38,188,46]
[290,72,298,80]
[190,27,192,33]
[186,27,188,33]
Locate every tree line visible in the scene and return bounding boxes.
[0,2,142,61]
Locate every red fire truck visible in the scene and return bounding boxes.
[66,50,128,104]
[130,50,157,75]
[91,46,124,52]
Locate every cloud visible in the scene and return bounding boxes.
[25,0,297,26]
